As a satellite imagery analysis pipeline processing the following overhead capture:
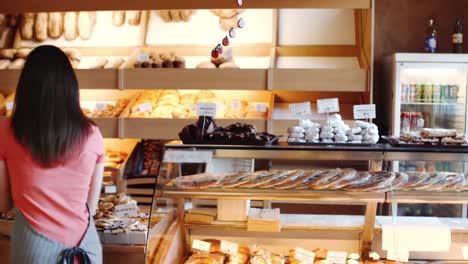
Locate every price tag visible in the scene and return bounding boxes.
[138,102,152,113]
[289,102,311,118]
[220,240,239,255]
[230,100,242,109]
[326,251,347,264]
[95,102,107,111]
[215,102,225,113]
[237,0,243,6]
[115,204,139,218]
[387,248,409,262]
[294,248,315,264]
[196,102,217,117]
[254,103,267,113]
[224,48,233,61]
[192,240,211,252]
[138,53,150,62]
[104,185,117,194]
[163,150,213,163]
[353,104,376,119]
[462,246,468,259]
[6,102,14,111]
[317,98,340,114]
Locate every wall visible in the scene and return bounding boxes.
[373,0,468,132]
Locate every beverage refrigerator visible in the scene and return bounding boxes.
[385,53,468,217]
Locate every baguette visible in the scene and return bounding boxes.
[410,172,451,190]
[307,169,341,188]
[63,12,78,40]
[20,13,35,40]
[7,14,19,27]
[126,11,141,25]
[312,168,357,190]
[112,11,125,27]
[343,171,395,192]
[331,171,371,190]
[0,49,17,60]
[157,10,171,22]
[171,173,221,189]
[258,170,304,189]
[0,14,6,35]
[78,11,96,40]
[274,170,320,189]
[47,12,63,39]
[238,170,284,188]
[14,48,31,59]
[34,13,48,42]
[398,172,431,190]
[421,128,457,138]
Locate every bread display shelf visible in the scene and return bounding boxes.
[161,188,385,203]
[91,117,120,138]
[385,191,468,205]
[0,0,372,13]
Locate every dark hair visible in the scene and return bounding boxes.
[11,45,94,167]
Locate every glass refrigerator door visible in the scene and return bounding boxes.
[393,61,468,217]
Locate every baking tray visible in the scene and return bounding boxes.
[382,136,468,149]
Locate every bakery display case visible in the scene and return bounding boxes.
[145,142,468,263]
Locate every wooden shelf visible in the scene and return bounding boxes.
[385,191,468,204]
[270,68,368,92]
[0,0,372,13]
[91,118,120,138]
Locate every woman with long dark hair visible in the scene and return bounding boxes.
[0,45,104,263]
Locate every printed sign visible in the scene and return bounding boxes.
[192,240,211,252]
[138,102,152,113]
[294,248,315,264]
[230,100,242,109]
[163,150,213,163]
[6,102,14,111]
[115,204,139,218]
[221,240,239,255]
[254,103,267,113]
[95,103,107,111]
[353,104,376,119]
[326,251,347,264]
[289,102,311,118]
[197,102,217,117]
[138,53,150,62]
[317,98,340,113]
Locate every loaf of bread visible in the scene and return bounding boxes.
[63,12,78,40]
[0,49,16,60]
[20,13,35,40]
[15,48,31,59]
[47,12,63,39]
[78,11,96,40]
[112,11,125,26]
[126,11,141,25]
[34,13,48,42]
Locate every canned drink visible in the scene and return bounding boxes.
[423,83,433,102]
[432,84,441,102]
[416,84,424,102]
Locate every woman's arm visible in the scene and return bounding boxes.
[87,162,104,216]
[0,161,12,213]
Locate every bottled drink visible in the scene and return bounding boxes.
[401,83,407,103]
[423,83,433,102]
[453,18,463,53]
[416,112,425,131]
[425,18,437,53]
[416,84,424,102]
[401,112,411,133]
[409,83,416,102]
[432,84,441,102]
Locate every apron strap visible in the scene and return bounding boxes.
[57,246,92,264]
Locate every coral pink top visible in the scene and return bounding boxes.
[0,119,104,247]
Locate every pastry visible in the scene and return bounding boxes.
[104,58,125,69]
[78,11,96,40]
[196,61,217,69]
[89,58,108,69]
[0,60,10,70]
[399,172,431,189]
[273,170,318,189]
[169,10,181,22]
[219,61,239,69]
[410,172,452,190]
[47,12,63,39]
[172,173,220,189]
[15,48,31,59]
[313,248,328,259]
[180,10,193,22]
[126,11,141,25]
[160,53,174,68]
[344,171,395,192]
[307,169,341,188]
[157,10,171,22]
[20,13,35,40]
[0,49,17,60]
[173,56,186,68]
[421,128,457,138]
[238,170,286,188]
[218,171,250,186]
[258,170,305,189]
[63,12,78,40]
[312,169,357,190]
[7,58,25,69]
[331,171,371,189]
[389,172,409,190]
[112,11,126,26]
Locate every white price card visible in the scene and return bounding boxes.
[221,240,239,255]
[289,102,311,118]
[6,102,14,111]
[95,102,107,111]
[254,103,267,113]
[138,102,152,113]
[294,248,315,264]
[115,204,139,218]
[163,150,213,163]
[224,48,234,61]
[462,245,468,259]
[230,100,242,109]
[326,251,347,264]
[138,53,150,62]
[104,185,117,194]
[317,98,340,114]
[197,102,217,117]
[353,104,376,119]
[192,240,211,252]
[387,248,409,262]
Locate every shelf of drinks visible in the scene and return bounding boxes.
[0,0,372,13]
[401,101,463,106]
[0,68,369,92]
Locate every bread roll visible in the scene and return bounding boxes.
[8,58,25,69]
[219,61,239,69]
[15,48,31,59]
[63,12,78,41]
[112,11,125,27]
[169,10,181,22]
[180,10,193,22]
[126,11,141,25]
[34,13,48,42]
[89,58,108,69]
[157,10,171,22]
[0,49,17,60]
[0,60,10,70]
[20,13,35,40]
[78,12,96,40]
[196,61,216,69]
[48,12,63,39]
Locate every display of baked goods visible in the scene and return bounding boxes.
[111,11,142,27]
[133,52,186,68]
[167,169,468,192]
[81,98,129,118]
[104,149,128,169]
[391,128,468,146]
[157,10,196,23]
[185,240,380,264]
[210,9,244,31]
[0,48,81,69]
[287,115,379,144]
[179,117,278,145]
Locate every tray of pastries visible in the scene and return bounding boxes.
[166,169,468,193]
[184,239,383,264]
[385,128,468,148]
[0,48,81,69]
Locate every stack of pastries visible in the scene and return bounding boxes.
[169,169,468,192]
[0,48,81,69]
[82,98,129,118]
